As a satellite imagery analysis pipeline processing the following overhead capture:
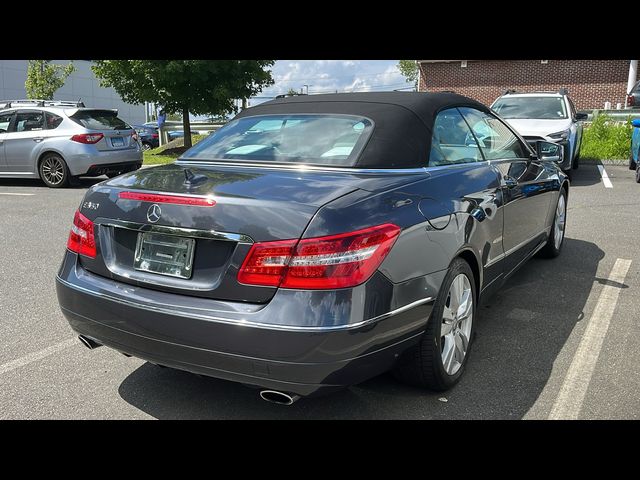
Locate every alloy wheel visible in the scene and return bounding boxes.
[440,273,473,375]
[41,156,65,186]
[554,194,566,250]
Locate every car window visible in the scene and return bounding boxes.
[15,111,45,132]
[429,108,483,166]
[567,97,576,118]
[459,107,528,160]
[491,96,568,119]
[0,112,12,133]
[69,110,130,130]
[182,114,373,167]
[46,112,63,130]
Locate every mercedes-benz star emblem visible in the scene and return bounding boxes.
[147,204,162,223]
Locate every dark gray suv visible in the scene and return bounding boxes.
[56,92,569,404]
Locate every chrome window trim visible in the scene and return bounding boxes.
[175,159,430,175]
[57,273,434,332]
[96,218,254,244]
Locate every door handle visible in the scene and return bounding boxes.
[503,175,518,188]
[32,137,44,142]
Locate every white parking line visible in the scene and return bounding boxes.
[597,165,613,188]
[0,339,77,376]
[0,192,35,196]
[548,258,632,420]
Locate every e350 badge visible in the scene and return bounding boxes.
[83,201,100,210]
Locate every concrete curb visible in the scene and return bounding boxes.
[581,158,629,166]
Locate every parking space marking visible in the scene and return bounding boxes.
[0,338,77,376]
[0,192,35,196]
[548,258,632,420]
[597,165,613,188]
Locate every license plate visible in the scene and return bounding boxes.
[111,136,124,147]
[133,232,196,279]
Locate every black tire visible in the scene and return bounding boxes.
[538,188,567,258]
[572,149,580,169]
[635,163,640,183]
[141,142,152,151]
[630,150,638,170]
[393,257,476,391]
[39,153,70,188]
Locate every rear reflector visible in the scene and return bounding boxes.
[71,133,104,144]
[238,224,401,289]
[628,94,635,107]
[67,210,96,258]
[118,191,216,207]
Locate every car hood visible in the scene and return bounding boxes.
[502,118,572,138]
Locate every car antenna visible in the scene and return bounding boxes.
[183,167,207,187]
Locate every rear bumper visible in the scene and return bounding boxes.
[56,251,439,397]
[85,161,141,177]
[66,147,143,176]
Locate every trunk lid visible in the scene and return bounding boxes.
[78,163,422,303]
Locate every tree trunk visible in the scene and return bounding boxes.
[182,106,192,148]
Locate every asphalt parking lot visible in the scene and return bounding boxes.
[0,163,638,419]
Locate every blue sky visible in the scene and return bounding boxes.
[247,60,409,107]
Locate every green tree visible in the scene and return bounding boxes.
[92,60,275,148]
[397,60,419,89]
[25,60,75,100]
[287,88,299,95]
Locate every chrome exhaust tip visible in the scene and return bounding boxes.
[78,335,102,350]
[259,390,300,406]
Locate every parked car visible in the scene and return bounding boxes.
[0,100,142,187]
[626,79,640,109]
[491,89,587,173]
[132,125,159,150]
[143,120,203,139]
[56,92,569,404]
[630,118,640,182]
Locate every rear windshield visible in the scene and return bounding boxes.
[181,114,373,167]
[69,110,131,130]
[492,96,568,119]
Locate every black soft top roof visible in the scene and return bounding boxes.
[235,92,489,168]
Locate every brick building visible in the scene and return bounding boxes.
[417,60,636,110]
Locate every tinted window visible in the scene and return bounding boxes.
[70,110,130,130]
[0,112,12,133]
[429,108,483,166]
[492,96,568,119]
[15,111,45,132]
[182,114,373,167]
[460,108,528,160]
[46,112,63,130]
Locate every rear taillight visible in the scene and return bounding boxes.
[628,94,635,107]
[67,210,96,258]
[238,224,401,289]
[152,133,159,139]
[131,131,139,141]
[71,133,104,144]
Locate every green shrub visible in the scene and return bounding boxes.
[581,113,632,160]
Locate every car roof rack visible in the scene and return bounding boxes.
[502,89,518,95]
[0,99,86,109]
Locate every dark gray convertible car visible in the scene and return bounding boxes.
[56,92,569,404]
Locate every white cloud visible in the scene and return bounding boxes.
[250,59,408,103]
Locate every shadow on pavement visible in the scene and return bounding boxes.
[118,237,604,419]
[0,177,104,189]
[570,162,606,187]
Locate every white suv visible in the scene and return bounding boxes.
[490,89,588,172]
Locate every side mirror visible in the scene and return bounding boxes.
[536,140,563,163]
[575,112,588,121]
[632,118,640,128]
